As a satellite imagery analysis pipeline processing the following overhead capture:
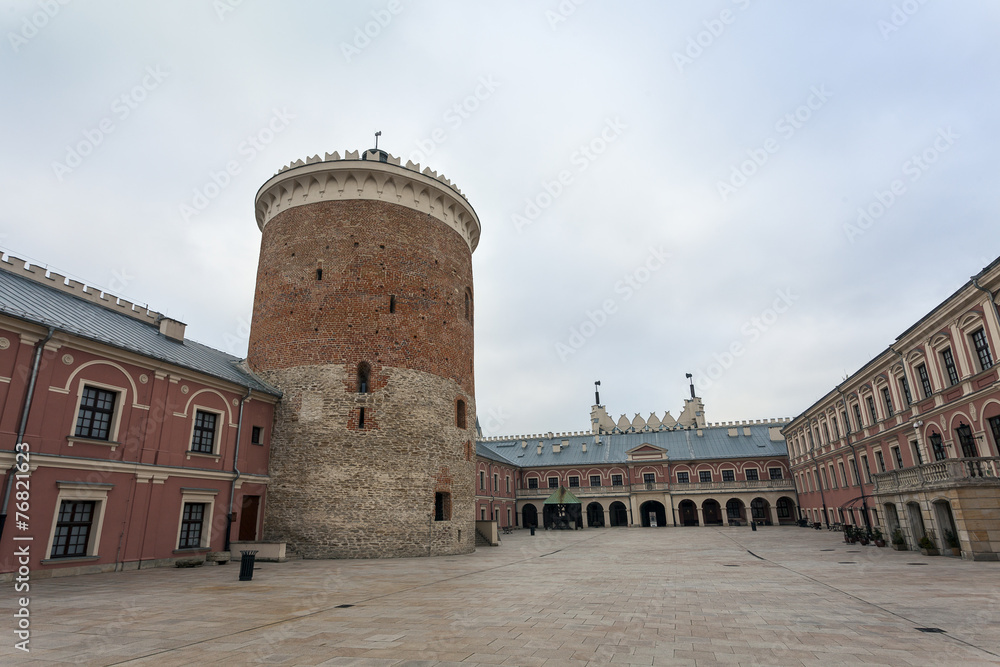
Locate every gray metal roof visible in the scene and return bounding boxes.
[477,424,788,468]
[0,268,280,396]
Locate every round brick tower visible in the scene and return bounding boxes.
[248,148,480,558]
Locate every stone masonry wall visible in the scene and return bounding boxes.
[260,363,476,558]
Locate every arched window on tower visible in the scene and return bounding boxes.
[456,399,467,429]
[357,362,370,394]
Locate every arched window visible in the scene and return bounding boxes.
[456,399,467,429]
[357,362,370,394]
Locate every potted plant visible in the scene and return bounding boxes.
[843,525,855,543]
[872,528,886,547]
[857,529,870,545]
[891,529,907,551]
[944,530,961,557]
[918,535,939,556]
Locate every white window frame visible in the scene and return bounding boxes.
[187,406,224,459]
[175,488,218,551]
[68,381,127,450]
[44,482,112,561]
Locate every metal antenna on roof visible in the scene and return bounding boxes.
[686,373,695,399]
[594,380,601,406]
[374,130,381,150]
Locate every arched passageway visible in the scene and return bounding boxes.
[640,500,667,527]
[678,500,699,526]
[609,501,629,527]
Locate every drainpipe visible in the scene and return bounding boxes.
[971,276,1000,334]
[225,386,252,551]
[1,327,55,539]
[808,421,829,528]
[837,385,872,534]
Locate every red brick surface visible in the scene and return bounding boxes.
[248,199,474,397]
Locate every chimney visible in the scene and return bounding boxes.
[158,316,186,343]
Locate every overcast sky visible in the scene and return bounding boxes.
[3,1,998,437]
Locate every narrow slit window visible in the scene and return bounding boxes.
[357,362,370,394]
[358,407,366,429]
[316,268,322,280]
[389,295,396,313]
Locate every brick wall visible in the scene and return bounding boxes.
[249,198,477,558]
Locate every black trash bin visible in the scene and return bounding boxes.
[239,550,258,581]
[530,526,535,536]
[751,520,757,532]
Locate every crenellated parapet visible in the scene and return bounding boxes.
[0,254,185,339]
[255,148,481,252]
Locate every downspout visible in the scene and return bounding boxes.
[0,327,55,539]
[806,420,829,528]
[225,386,252,551]
[837,385,872,533]
[971,276,1000,332]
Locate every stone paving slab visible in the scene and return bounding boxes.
[1,527,999,665]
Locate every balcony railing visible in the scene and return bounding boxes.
[672,479,794,492]
[873,457,1000,493]
[514,478,793,498]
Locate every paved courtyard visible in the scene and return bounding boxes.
[4,526,1000,666]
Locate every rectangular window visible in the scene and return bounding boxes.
[911,440,924,465]
[527,477,538,489]
[838,461,847,487]
[891,446,903,470]
[191,411,217,454]
[505,476,510,493]
[881,387,893,417]
[479,471,485,490]
[75,386,117,441]
[769,467,783,480]
[849,459,860,486]
[874,450,885,472]
[852,403,863,430]
[941,348,959,385]
[643,473,656,484]
[493,473,499,491]
[899,376,912,406]
[547,477,558,489]
[568,476,580,487]
[822,423,830,443]
[972,328,993,371]
[50,500,95,558]
[930,433,946,461]
[990,415,1000,451]
[956,424,978,458]
[745,468,759,481]
[917,364,933,398]
[722,469,735,482]
[828,465,837,489]
[178,502,205,549]
[676,472,689,484]
[434,492,451,521]
[698,471,711,483]
[251,426,263,445]
[841,410,850,435]
[589,475,601,487]
[860,455,870,483]
[831,417,839,439]
[866,396,878,425]
[611,474,623,486]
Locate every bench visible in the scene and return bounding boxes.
[501,526,513,535]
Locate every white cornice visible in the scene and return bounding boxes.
[255,150,481,252]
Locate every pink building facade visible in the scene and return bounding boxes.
[0,258,280,579]
[785,256,1000,560]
